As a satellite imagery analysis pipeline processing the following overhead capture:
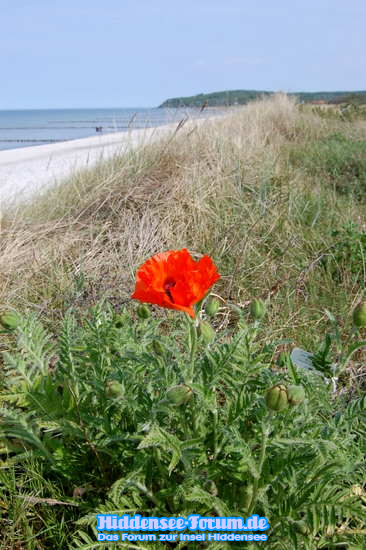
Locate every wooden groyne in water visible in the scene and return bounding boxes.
[0,139,63,143]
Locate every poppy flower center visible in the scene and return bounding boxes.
[164,278,176,302]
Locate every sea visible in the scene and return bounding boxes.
[0,107,218,152]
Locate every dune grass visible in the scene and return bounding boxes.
[0,94,366,548]
[1,93,366,347]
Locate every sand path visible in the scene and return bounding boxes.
[0,122,184,205]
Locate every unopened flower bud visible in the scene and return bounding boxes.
[198,321,216,344]
[205,298,220,317]
[203,479,218,496]
[287,385,305,406]
[106,380,124,399]
[166,384,193,406]
[250,299,266,321]
[294,520,309,535]
[265,384,288,411]
[137,304,150,320]
[352,301,366,328]
[114,315,124,328]
[0,311,19,330]
[152,340,165,356]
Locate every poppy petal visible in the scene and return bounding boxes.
[131,249,220,317]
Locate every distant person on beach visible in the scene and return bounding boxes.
[96,126,103,132]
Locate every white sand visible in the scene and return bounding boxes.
[0,122,184,206]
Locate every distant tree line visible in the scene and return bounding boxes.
[159,89,366,108]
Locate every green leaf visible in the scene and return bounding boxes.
[138,425,183,475]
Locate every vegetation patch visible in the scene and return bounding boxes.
[289,133,366,198]
[0,298,365,549]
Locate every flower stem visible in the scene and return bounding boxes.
[247,413,272,516]
[186,317,198,383]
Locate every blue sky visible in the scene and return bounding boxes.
[1,0,365,108]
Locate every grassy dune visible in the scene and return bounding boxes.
[2,94,366,345]
[1,94,366,549]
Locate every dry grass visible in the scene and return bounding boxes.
[1,93,366,346]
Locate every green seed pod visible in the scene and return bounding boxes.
[203,479,218,496]
[265,384,288,411]
[198,321,216,344]
[0,311,19,330]
[114,315,124,328]
[250,299,266,321]
[294,520,309,535]
[152,340,165,356]
[205,298,220,317]
[137,304,150,320]
[352,301,366,328]
[166,384,193,406]
[287,385,305,406]
[105,380,124,399]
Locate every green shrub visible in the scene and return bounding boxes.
[321,222,366,284]
[289,134,366,198]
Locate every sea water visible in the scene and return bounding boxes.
[0,107,217,151]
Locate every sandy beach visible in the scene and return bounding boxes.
[0,122,185,206]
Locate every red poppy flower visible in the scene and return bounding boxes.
[131,248,220,318]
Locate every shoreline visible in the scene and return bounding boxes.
[0,121,192,206]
